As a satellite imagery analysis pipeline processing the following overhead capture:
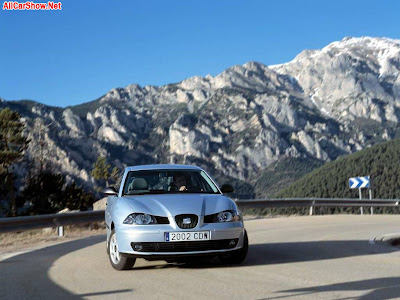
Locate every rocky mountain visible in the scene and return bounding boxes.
[2,36,400,197]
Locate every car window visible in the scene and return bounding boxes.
[122,169,221,196]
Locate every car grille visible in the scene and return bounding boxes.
[131,239,238,252]
[175,214,198,229]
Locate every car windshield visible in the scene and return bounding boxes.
[122,169,220,196]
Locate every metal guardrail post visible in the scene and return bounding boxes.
[359,188,364,215]
[369,189,373,215]
[57,226,64,237]
[309,201,315,216]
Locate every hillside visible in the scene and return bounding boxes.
[253,157,323,198]
[276,139,400,199]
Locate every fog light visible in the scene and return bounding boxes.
[229,239,236,247]
[134,243,143,251]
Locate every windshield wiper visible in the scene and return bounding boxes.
[125,190,168,196]
[185,191,219,194]
[148,190,168,194]
[125,192,149,196]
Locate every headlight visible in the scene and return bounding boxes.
[215,210,240,222]
[123,213,156,225]
[217,211,233,222]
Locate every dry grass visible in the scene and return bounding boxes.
[0,222,106,254]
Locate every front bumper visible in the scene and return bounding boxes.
[115,221,245,256]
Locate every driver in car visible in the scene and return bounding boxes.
[172,174,187,191]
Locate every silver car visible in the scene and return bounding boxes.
[103,164,248,270]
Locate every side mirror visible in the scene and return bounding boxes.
[220,184,234,193]
[102,186,118,196]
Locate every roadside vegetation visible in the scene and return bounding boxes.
[91,156,120,190]
[0,108,28,216]
[253,157,323,198]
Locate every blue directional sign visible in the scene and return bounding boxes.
[349,176,370,189]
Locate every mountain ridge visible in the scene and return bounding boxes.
[2,36,400,197]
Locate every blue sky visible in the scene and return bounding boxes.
[1,0,399,107]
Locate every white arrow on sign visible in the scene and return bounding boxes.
[359,177,370,188]
[349,176,370,189]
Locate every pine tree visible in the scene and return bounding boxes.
[22,171,65,214]
[0,108,29,216]
[110,166,120,183]
[91,156,111,186]
[20,171,95,214]
[62,182,94,211]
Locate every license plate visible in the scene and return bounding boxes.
[165,231,210,242]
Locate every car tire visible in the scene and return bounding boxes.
[219,230,248,264]
[108,229,136,270]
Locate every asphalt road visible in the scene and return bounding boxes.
[1,215,400,300]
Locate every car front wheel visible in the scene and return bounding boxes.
[219,230,248,264]
[108,229,136,270]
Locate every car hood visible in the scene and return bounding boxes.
[121,193,235,216]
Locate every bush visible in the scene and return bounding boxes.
[18,171,94,215]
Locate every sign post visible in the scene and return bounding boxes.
[349,176,371,215]
[369,189,373,215]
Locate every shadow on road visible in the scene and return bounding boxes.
[243,240,397,267]
[0,235,133,299]
[269,277,400,299]
[178,240,398,269]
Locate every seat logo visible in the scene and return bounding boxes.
[182,217,191,224]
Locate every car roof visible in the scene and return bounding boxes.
[125,164,203,172]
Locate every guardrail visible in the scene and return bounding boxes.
[235,198,400,215]
[0,198,399,236]
[236,198,400,216]
[0,210,105,235]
